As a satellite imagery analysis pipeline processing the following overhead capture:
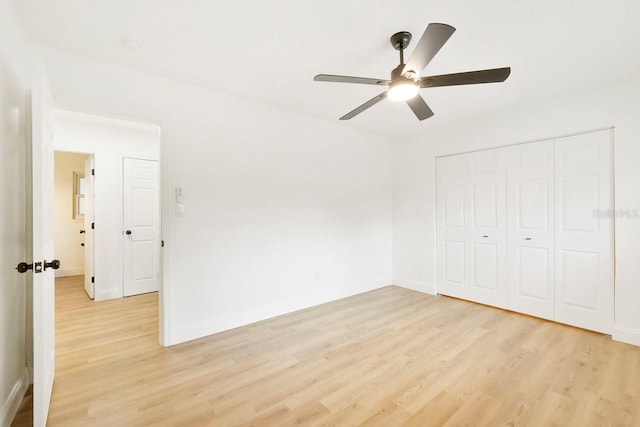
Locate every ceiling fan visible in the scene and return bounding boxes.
[314,23,511,121]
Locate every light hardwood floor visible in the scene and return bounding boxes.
[13,275,640,426]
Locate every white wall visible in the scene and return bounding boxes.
[54,111,160,300]
[36,44,393,346]
[392,75,640,346]
[53,151,88,278]
[0,1,30,425]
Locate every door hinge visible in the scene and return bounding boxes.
[91,168,95,176]
[91,222,95,229]
[161,240,165,247]
[91,276,95,283]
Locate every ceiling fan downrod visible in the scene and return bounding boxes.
[390,31,412,66]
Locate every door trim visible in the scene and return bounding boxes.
[435,126,614,160]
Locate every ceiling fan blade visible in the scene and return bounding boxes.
[406,94,434,121]
[314,74,390,86]
[339,92,387,120]
[419,67,511,88]
[402,23,456,76]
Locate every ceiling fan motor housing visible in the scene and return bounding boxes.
[391,64,415,84]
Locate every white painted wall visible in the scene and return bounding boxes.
[53,111,160,300]
[35,44,393,345]
[53,151,88,278]
[392,75,640,346]
[0,1,30,425]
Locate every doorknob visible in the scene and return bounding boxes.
[44,259,61,271]
[16,262,33,273]
[125,230,132,235]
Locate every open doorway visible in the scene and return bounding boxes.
[21,111,165,422]
[51,108,162,313]
[53,110,162,300]
[53,151,91,292]
[19,68,164,425]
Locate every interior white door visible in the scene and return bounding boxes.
[83,155,95,299]
[31,62,56,427]
[123,158,160,297]
[506,141,555,319]
[467,149,507,308]
[554,130,614,334]
[436,154,469,299]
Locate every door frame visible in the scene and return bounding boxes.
[49,108,167,346]
[84,154,95,298]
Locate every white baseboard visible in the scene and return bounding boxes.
[55,266,84,278]
[0,367,29,427]
[393,278,436,295]
[613,325,640,347]
[95,288,122,301]
[167,280,391,346]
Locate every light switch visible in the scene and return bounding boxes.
[175,204,185,217]
[175,186,183,203]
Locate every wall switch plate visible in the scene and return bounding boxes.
[175,203,184,217]
[175,186,183,203]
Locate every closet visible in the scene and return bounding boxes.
[436,129,614,334]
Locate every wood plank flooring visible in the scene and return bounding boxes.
[13,275,640,426]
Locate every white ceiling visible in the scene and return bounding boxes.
[12,0,640,138]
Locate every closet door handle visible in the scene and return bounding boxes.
[524,237,532,241]
[482,235,489,238]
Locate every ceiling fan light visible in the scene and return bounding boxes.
[388,81,419,101]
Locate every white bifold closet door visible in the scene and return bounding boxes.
[436,154,469,298]
[554,131,613,334]
[436,129,613,334]
[467,149,507,308]
[435,149,507,308]
[506,140,555,320]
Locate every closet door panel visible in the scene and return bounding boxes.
[472,182,498,228]
[515,246,551,300]
[444,240,466,285]
[554,130,613,334]
[506,141,555,319]
[436,155,470,298]
[467,149,507,308]
[472,242,498,290]
[518,177,550,230]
